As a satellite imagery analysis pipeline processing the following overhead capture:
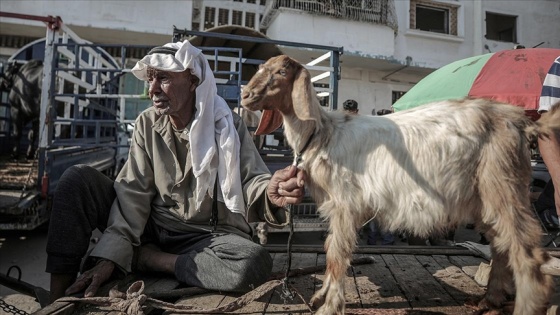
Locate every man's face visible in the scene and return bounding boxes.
[147,68,197,117]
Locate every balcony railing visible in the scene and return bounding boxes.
[261,0,398,31]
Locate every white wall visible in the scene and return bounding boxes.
[2,0,558,112]
[338,79,393,115]
[0,0,193,42]
[266,8,395,57]
[391,0,559,69]
[481,0,560,51]
[393,0,475,69]
[356,0,557,113]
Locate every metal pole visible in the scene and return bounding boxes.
[38,20,58,190]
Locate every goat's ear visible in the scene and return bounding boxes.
[291,65,321,122]
[255,109,283,135]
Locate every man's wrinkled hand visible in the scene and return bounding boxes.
[65,259,115,298]
[267,165,306,207]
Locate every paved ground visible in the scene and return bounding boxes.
[0,227,49,313]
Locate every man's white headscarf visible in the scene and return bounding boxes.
[131,40,246,216]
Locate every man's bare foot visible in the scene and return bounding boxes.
[50,273,76,303]
[135,244,178,275]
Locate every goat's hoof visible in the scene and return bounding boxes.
[310,294,325,311]
[471,298,513,315]
[312,307,339,315]
[477,298,497,310]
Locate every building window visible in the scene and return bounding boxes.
[233,0,242,2]
[485,12,517,43]
[218,8,229,26]
[245,12,256,28]
[410,0,458,36]
[204,7,216,29]
[260,0,266,5]
[247,0,256,3]
[232,10,243,26]
[416,5,448,33]
[392,91,406,104]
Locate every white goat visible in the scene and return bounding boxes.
[241,55,560,315]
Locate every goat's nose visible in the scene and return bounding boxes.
[241,89,252,100]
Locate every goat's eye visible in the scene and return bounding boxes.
[279,70,286,76]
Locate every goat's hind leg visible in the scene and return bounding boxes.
[478,237,514,311]
[508,234,552,315]
[483,213,552,315]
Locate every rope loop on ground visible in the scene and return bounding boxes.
[58,279,313,314]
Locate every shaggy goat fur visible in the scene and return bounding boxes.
[241,55,560,315]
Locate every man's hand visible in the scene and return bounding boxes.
[267,165,306,207]
[65,259,115,298]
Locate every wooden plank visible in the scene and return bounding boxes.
[289,252,319,304]
[345,254,363,308]
[351,254,409,310]
[381,254,459,311]
[416,255,486,304]
[213,252,287,314]
[448,255,487,279]
[73,310,106,315]
[59,274,178,315]
[169,292,227,314]
[52,275,139,315]
[213,292,248,314]
[265,244,474,255]
[264,252,317,313]
[272,252,289,273]
[167,252,300,314]
[142,276,181,296]
[33,301,76,315]
[307,253,364,311]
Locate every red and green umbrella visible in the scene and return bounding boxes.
[393,48,560,120]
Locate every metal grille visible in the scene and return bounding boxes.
[269,196,328,233]
[261,0,398,32]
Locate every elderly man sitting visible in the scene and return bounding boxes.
[46,41,305,302]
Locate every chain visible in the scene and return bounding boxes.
[0,298,30,315]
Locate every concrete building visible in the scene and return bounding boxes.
[1,0,559,116]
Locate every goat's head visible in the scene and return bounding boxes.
[241,55,322,135]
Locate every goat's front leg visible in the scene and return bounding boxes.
[311,205,357,315]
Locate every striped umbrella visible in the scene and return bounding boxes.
[393,48,560,120]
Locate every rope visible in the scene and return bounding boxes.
[57,279,312,314]
[281,204,296,301]
[55,257,376,314]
